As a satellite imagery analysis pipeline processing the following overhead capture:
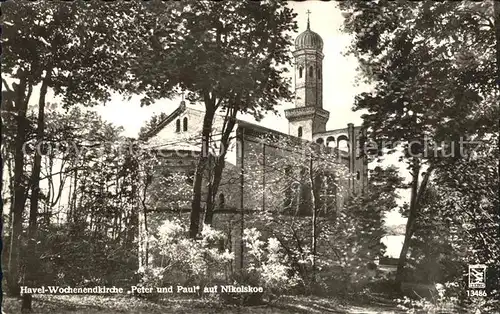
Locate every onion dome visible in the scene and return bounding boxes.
[294,13,323,51]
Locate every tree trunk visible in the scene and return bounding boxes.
[190,102,216,238]
[70,169,78,221]
[76,179,85,227]
[28,72,50,237]
[138,202,149,269]
[203,108,237,225]
[127,181,138,249]
[495,0,500,88]
[7,74,29,297]
[395,160,433,290]
[138,166,151,269]
[7,153,15,233]
[204,155,216,225]
[22,71,51,311]
[395,158,420,289]
[0,106,4,309]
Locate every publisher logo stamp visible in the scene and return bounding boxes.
[468,264,487,289]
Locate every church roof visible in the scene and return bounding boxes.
[142,102,306,147]
[143,101,291,142]
[295,15,323,51]
[142,102,353,164]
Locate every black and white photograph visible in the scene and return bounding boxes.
[1,1,499,313]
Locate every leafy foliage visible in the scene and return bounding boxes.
[2,2,175,305]
[138,219,233,299]
[1,1,158,107]
[127,1,296,111]
[339,1,497,146]
[320,166,403,295]
[126,1,297,237]
[242,133,402,295]
[339,0,499,290]
[2,107,144,291]
[406,135,500,311]
[243,228,301,298]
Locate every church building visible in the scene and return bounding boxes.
[143,16,368,269]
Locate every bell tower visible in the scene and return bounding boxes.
[285,11,329,141]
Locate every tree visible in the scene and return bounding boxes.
[339,0,499,289]
[2,1,176,310]
[405,135,499,311]
[327,165,403,293]
[126,1,297,238]
[22,107,146,284]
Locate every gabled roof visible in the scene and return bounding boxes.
[142,101,296,143]
[142,102,354,155]
[140,102,187,141]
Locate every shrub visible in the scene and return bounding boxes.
[137,219,234,299]
[242,228,301,301]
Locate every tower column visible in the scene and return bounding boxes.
[348,123,355,195]
[285,12,329,140]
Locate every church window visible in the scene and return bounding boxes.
[298,166,312,216]
[176,119,181,132]
[183,117,188,131]
[337,135,349,151]
[356,171,360,180]
[314,173,323,210]
[326,136,335,148]
[299,66,303,78]
[316,138,324,145]
[298,127,303,138]
[309,66,314,78]
[283,166,294,213]
[317,68,321,79]
[219,193,225,209]
[324,173,337,213]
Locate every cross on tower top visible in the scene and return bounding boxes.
[306,10,311,29]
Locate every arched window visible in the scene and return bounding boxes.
[316,138,324,145]
[176,119,181,132]
[356,171,360,180]
[317,67,321,79]
[299,67,303,78]
[183,117,188,131]
[283,165,294,213]
[297,127,303,138]
[309,66,314,78]
[326,136,335,148]
[337,135,349,151]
